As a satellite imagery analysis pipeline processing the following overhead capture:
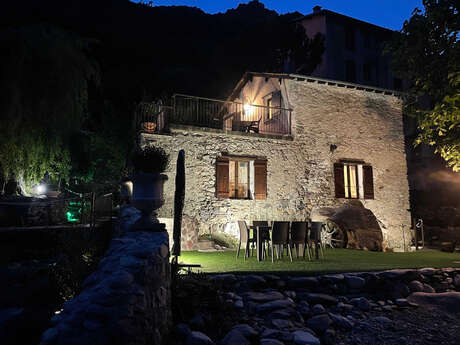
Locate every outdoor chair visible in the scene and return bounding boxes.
[247,117,261,133]
[290,221,310,260]
[270,221,292,262]
[310,221,325,259]
[236,220,256,260]
[252,220,271,260]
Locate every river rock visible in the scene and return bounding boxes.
[231,324,258,338]
[329,312,353,330]
[292,330,320,345]
[322,328,336,345]
[272,318,294,329]
[175,323,191,340]
[423,283,435,293]
[350,297,370,311]
[288,277,319,289]
[243,291,284,302]
[345,275,366,290]
[210,274,237,284]
[300,293,338,306]
[257,299,295,313]
[311,304,326,315]
[221,330,249,345]
[186,331,215,345]
[408,280,424,292]
[306,314,331,334]
[261,328,293,342]
[260,339,284,345]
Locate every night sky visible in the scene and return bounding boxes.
[137,0,424,30]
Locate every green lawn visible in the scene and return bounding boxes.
[178,249,460,274]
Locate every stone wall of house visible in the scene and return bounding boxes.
[39,230,171,345]
[141,78,411,251]
[141,129,309,247]
[286,79,411,250]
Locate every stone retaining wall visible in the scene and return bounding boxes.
[172,268,460,345]
[39,230,171,345]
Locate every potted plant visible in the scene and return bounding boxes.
[130,146,169,230]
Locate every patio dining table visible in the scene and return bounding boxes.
[250,223,322,261]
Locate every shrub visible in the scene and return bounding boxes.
[131,146,169,174]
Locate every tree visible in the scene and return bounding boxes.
[387,0,460,170]
[0,24,99,193]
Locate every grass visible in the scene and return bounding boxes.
[178,249,460,275]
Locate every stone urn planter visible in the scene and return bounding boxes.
[130,146,170,231]
[131,173,168,230]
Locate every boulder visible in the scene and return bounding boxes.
[312,202,383,251]
[407,292,460,314]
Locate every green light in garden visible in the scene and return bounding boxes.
[66,201,82,222]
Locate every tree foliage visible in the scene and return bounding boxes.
[0,24,99,192]
[387,0,460,170]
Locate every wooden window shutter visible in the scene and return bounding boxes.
[334,163,345,198]
[216,159,229,198]
[363,165,374,199]
[254,160,267,200]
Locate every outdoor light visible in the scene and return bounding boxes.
[34,183,47,195]
[244,103,255,115]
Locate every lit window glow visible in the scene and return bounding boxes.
[244,103,255,115]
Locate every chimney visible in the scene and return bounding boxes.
[313,5,322,14]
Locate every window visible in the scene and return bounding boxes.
[264,91,281,120]
[345,26,355,51]
[334,162,374,199]
[363,63,372,82]
[229,160,249,198]
[345,60,356,83]
[364,33,372,49]
[216,157,267,200]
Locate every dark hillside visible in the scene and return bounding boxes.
[0,0,314,104]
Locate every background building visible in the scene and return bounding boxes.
[297,6,402,90]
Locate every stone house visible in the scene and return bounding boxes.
[139,72,411,251]
[296,6,401,90]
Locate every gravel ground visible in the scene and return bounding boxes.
[336,301,460,345]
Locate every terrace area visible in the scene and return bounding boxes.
[135,94,292,138]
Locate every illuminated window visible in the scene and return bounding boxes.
[216,157,267,200]
[264,91,281,120]
[229,160,250,199]
[334,161,374,199]
[343,164,359,198]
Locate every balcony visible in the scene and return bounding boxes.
[135,94,292,138]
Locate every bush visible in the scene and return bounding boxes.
[131,146,169,174]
